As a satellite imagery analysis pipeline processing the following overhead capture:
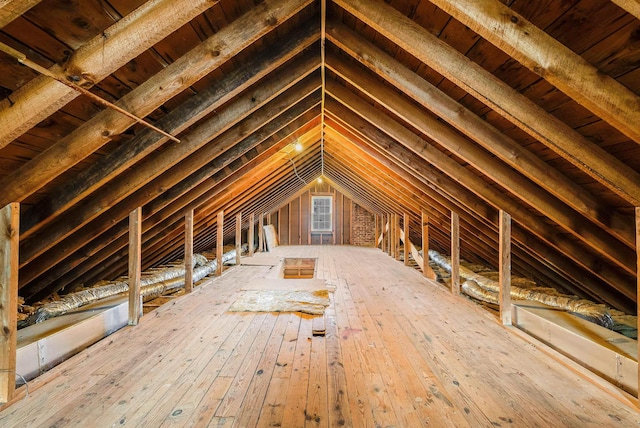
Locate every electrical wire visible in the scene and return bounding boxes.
[287,151,307,184]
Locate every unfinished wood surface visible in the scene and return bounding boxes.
[499,210,512,326]
[404,213,410,266]
[258,213,265,252]
[128,207,142,326]
[0,203,18,403]
[637,206,640,401]
[451,211,460,296]
[431,0,640,145]
[235,212,242,267]
[335,0,640,206]
[216,211,224,276]
[421,210,436,280]
[249,213,255,257]
[184,210,194,294]
[1,246,637,426]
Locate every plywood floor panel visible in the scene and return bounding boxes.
[1,246,638,427]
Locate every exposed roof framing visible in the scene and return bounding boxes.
[0,0,638,314]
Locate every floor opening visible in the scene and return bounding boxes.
[282,257,316,278]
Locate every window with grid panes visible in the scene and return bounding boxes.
[311,195,332,232]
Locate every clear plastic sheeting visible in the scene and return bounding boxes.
[428,249,614,329]
[20,245,247,328]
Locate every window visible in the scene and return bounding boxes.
[311,195,332,232]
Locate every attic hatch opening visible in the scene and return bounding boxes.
[282,258,317,279]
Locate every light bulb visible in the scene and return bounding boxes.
[294,142,303,152]
[317,177,323,183]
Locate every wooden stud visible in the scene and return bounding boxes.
[404,213,410,266]
[216,211,224,276]
[421,211,429,274]
[184,209,194,294]
[499,210,512,326]
[387,214,392,256]
[236,213,242,267]
[0,203,18,403]
[451,211,460,296]
[249,213,255,256]
[259,213,265,252]
[128,207,142,326]
[374,215,379,249]
[395,213,401,261]
[636,207,640,398]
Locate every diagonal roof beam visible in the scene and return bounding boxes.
[430,0,640,145]
[325,96,636,301]
[0,0,313,207]
[0,0,42,28]
[326,22,635,247]
[0,0,217,147]
[21,22,320,237]
[335,0,640,206]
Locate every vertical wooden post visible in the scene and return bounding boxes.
[0,203,18,403]
[403,213,410,266]
[235,212,242,266]
[381,215,386,252]
[421,211,429,277]
[128,207,142,326]
[388,214,395,257]
[635,207,639,397]
[451,211,460,296]
[259,213,265,252]
[394,213,401,261]
[387,214,392,256]
[216,211,224,276]
[184,209,194,294]
[499,210,512,326]
[249,213,255,256]
[374,215,379,249]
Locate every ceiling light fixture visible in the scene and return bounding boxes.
[294,142,303,152]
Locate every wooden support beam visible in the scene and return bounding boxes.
[326,67,636,270]
[451,211,460,296]
[0,1,43,29]
[326,23,635,247]
[381,218,387,253]
[374,215,379,249]
[216,211,224,277]
[0,0,313,208]
[19,78,320,268]
[430,0,640,145]
[499,210,512,326]
[334,0,640,206]
[259,213,265,252]
[184,210,194,294]
[0,203,18,403]
[389,214,395,258]
[326,101,636,303]
[128,207,142,326]
[325,88,636,277]
[612,1,640,20]
[404,213,410,266]
[20,24,320,238]
[249,213,255,257]
[636,206,640,400]
[235,213,242,266]
[0,0,215,148]
[421,211,436,280]
[395,213,401,261]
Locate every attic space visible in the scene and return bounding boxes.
[1,0,640,424]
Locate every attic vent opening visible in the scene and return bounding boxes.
[282,258,316,279]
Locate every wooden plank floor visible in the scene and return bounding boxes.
[1,245,638,427]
